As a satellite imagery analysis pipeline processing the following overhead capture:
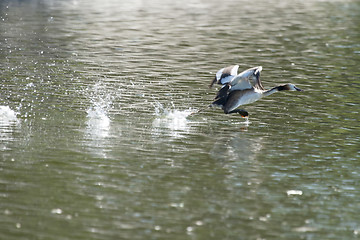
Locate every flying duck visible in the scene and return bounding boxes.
[210,65,302,117]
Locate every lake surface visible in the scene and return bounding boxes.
[1,0,359,239]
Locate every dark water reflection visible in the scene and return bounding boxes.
[1,0,360,239]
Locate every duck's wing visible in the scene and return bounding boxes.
[209,65,239,88]
[229,66,265,91]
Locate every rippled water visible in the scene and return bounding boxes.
[1,0,359,239]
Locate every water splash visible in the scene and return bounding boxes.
[85,83,112,138]
[0,106,20,146]
[232,117,251,127]
[83,82,114,159]
[152,102,195,137]
[0,106,18,126]
[86,105,110,137]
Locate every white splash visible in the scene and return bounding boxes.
[0,106,20,145]
[243,117,251,126]
[0,106,18,125]
[85,82,113,138]
[286,190,303,196]
[152,102,194,137]
[82,81,115,159]
[86,104,111,138]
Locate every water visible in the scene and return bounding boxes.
[1,0,359,239]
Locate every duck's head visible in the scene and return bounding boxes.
[281,83,303,91]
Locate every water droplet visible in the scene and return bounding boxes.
[286,190,303,196]
[51,208,63,214]
[195,221,203,226]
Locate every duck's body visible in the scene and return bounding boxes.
[210,65,302,117]
[223,88,263,111]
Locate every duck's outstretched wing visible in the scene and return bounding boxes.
[209,65,239,88]
[230,66,264,91]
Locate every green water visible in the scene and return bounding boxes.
[1,0,359,239]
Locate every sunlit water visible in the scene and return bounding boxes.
[1,0,359,239]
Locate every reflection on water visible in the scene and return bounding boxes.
[212,133,265,190]
[1,0,360,239]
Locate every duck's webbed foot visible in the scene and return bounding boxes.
[224,109,249,118]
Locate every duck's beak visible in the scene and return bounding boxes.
[294,86,303,91]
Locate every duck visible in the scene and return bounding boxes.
[210,65,302,117]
